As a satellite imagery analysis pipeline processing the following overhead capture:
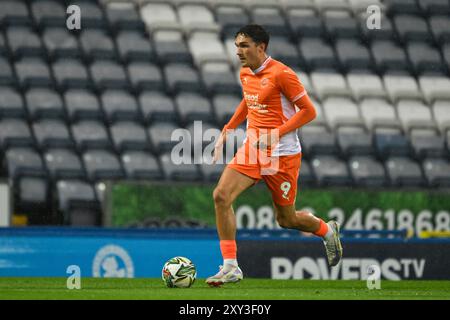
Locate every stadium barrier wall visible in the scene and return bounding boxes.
[107,182,450,237]
[0,228,449,280]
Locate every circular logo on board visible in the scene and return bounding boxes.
[92,245,134,278]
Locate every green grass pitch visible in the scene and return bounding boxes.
[0,278,449,300]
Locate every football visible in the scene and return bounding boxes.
[162,256,197,288]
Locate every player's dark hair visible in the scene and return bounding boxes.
[235,24,270,51]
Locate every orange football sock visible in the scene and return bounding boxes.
[220,240,237,259]
[313,219,329,238]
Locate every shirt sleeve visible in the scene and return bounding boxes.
[277,68,307,103]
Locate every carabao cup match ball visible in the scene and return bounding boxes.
[162,256,197,288]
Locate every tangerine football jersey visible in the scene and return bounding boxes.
[239,56,307,156]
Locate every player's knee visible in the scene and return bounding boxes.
[276,215,293,229]
[213,187,231,208]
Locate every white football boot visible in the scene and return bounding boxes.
[205,265,243,287]
[323,221,343,267]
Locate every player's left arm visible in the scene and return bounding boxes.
[276,68,316,137]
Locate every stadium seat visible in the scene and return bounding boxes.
[393,15,432,43]
[422,158,450,187]
[212,94,241,126]
[396,99,436,132]
[139,91,177,124]
[349,155,387,187]
[110,121,149,152]
[360,98,400,130]
[385,156,425,187]
[177,3,217,30]
[52,59,91,90]
[322,97,362,129]
[267,37,301,68]
[417,0,450,15]
[0,87,25,119]
[127,61,164,92]
[30,0,66,28]
[382,75,422,103]
[323,10,360,39]
[299,38,339,71]
[56,180,100,225]
[0,57,14,86]
[348,0,384,14]
[188,31,229,67]
[82,150,124,181]
[406,42,444,75]
[116,31,154,62]
[346,73,386,101]
[215,5,250,38]
[6,27,44,58]
[105,1,144,32]
[311,73,351,100]
[250,7,289,37]
[15,58,53,89]
[71,120,112,151]
[42,28,80,60]
[148,122,181,154]
[90,60,129,91]
[371,40,410,74]
[429,16,450,45]
[335,39,372,72]
[164,63,202,94]
[32,119,73,150]
[359,12,395,42]
[419,76,450,104]
[432,100,450,134]
[336,126,373,157]
[100,90,139,123]
[44,149,85,180]
[159,152,201,181]
[374,127,411,159]
[287,8,324,39]
[4,148,45,180]
[152,29,192,64]
[0,119,33,149]
[383,0,421,16]
[410,128,446,159]
[200,62,240,95]
[140,2,179,30]
[310,155,352,186]
[80,30,116,61]
[174,92,213,125]
[296,71,316,100]
[0,1,30,26]
[309,97,325,125]
[25,88,64,120]
[279,0,315,10]
[74,1,106,28]
[299,124,339,156]
[121,151,163,180]
[64,89,101,122]
[16,176,49,212]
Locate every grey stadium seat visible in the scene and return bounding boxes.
[374,127,411,159]
[159,152,201,182]
[323,10,360,39]
[385,157,425,187]
[127,62,164,92]
[116,31,154,62]
[148,122,181,154]
[83,150,124,181]
[287,8,324,39]
[177,4,217,30]
[42,28,80,59]
[105,1,144,32]
[56,180,100,226]
[410,129,446,159]
[250,7,288,37]
[80,30,116,60]
[0,119,34,148]
[90,60,128,91]
[175,92,213,124]
[44,149,85,180]
[17,177,49,212]
[213,94,242,126]
[71,120,112,151]
[429,16,450,45]
[396,99,436,132]
[311,73,351,100]
[164,63,202,94]
[360,98,400,130]
[311,155,352,186]
[52,59,91,90]
[383,75,422,103]
[406,42,444,75]
[30,0,66,28]
[32,119,73,149]
[64,89,102,122]
[121,151,163,180]
[299,38,339,71]
[0,87,25,119]
[6,27,44,58]
[139,91,177,123]
[336,126,373,157]
[0,1,30,26]
[383,0,421,15]
[200,62,240,95]
[371,40,410,74]
[25,88,64,119]
[419,76,450,104]
[349,156,387,187]
[299,124,339,156]
[346,74,386,101]
[15,58,52,88]
[335,39,372,72]
[0,57,14,86]
[322,97,362,129]
[74,1,106,28]
[360,12,395,42]
[100,90,139,123]
[393,15,432,43]
[267,37,301,68]
[422,158,450,187]
[140,2,178,29]
[432,100,450,134]
[4,148,45,179]
[417,0,450,15]
[110,121,149,152]
[188,31,228,66]
[153,30,192,64]
[215,5,250,37]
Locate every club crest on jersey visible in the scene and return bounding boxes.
[260,78,269,88]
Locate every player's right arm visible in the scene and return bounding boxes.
[213,99,248,163]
